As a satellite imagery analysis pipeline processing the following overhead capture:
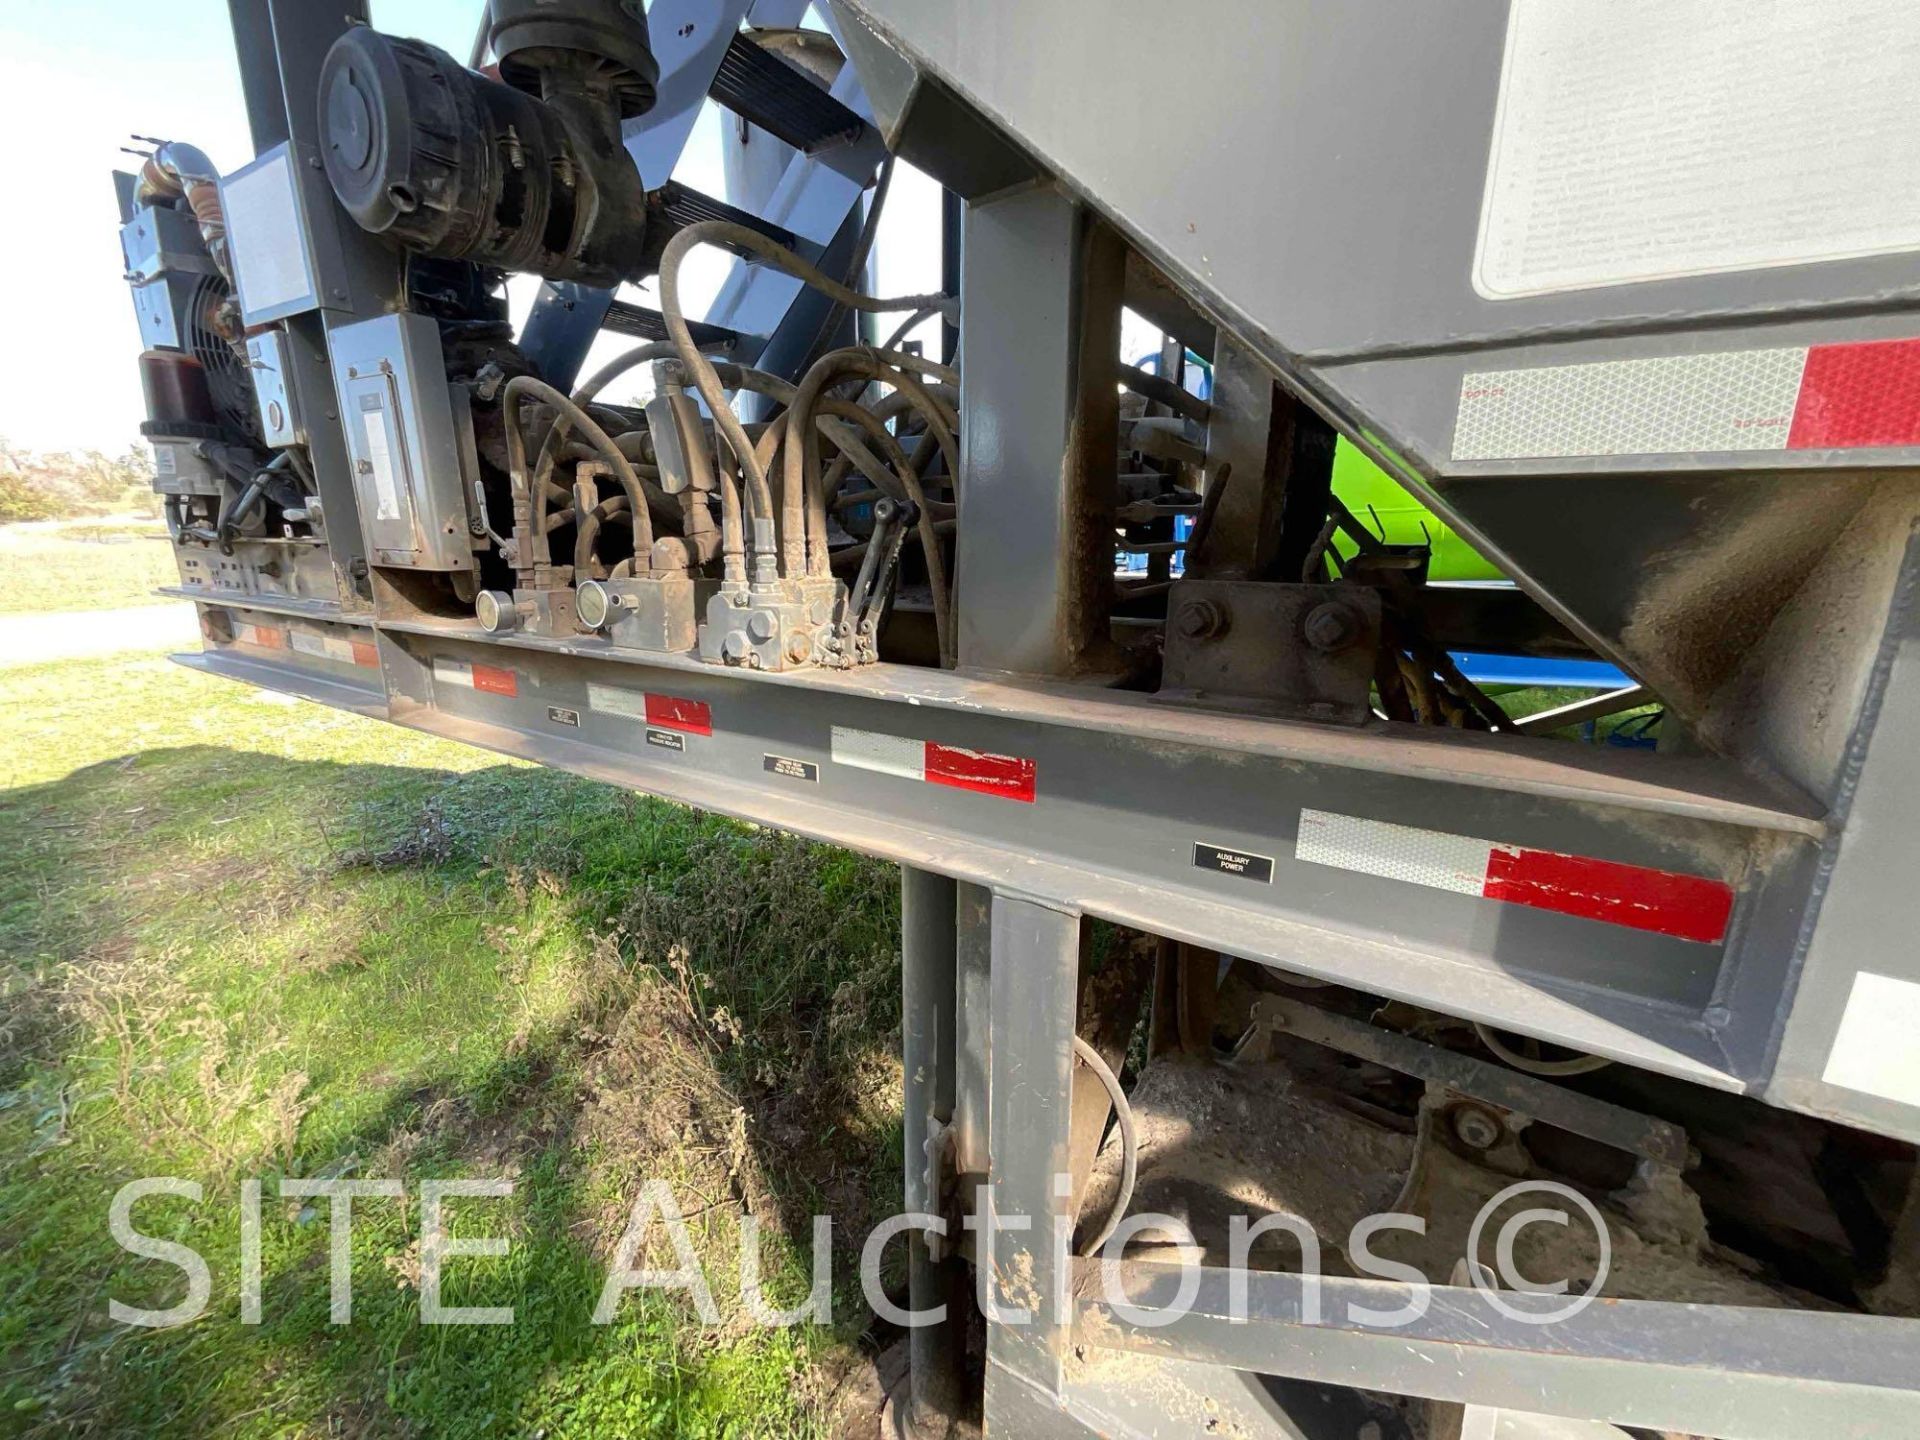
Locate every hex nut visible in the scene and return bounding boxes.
[1450,1105,1503,1152]
[1175,598,1230,641]
[1303,602,1362,654]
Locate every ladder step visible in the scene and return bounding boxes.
[602,301,739,353]
[650,180,814,263]
[710,33,868,154]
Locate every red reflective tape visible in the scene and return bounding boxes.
[1483,847,1734,945]
[923,742,1037,803]
[471,663,518,697]
[350,641,380,669]
[253,626,286,650]
[1789,337,1920,451]
[644,693,712,736]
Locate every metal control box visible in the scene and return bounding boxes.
[120,205,218,351]
[327,313,474,572]
[246,329,306,447]
[221,145,325,326]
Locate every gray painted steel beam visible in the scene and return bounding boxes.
[952,882,993,1179]
[900,867,963,1429]
[1078,1260,1920,1440]
[984,892,1080,1417]
[183,613,1843,1119]
[955,186,1123,675]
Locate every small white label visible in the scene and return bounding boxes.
[1823,972,1920,1107]
[360,399,402,522]
[1476,0,1920,298]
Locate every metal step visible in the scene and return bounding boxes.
[650,179,814,262]
[710,32,868,154]
[602,300,740,353]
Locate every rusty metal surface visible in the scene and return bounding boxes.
[1159,579,1381,725]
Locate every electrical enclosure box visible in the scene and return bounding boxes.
[246,329,306,448]
[221,144,325,325]
[328,313,475,572]
[120,205,218,350]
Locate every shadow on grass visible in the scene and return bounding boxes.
[0,743,904,1438]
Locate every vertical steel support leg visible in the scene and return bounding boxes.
[983,891,1081,1430]
[900,867,963,1432]
[956,187,1124,676]
[953,882,993,1178]
[1185,333,1337,584]
[230,0,406,608]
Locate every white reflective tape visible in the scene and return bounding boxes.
[288,630,357,662]
[433,657,474,689]
[1296,808,1493,897]
[1454,347,1810,461]
[235,623,285,649]
[830,726,926,782]
[1823,972,1920,1107]
[586,682,648,721]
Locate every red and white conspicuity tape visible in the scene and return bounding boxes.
[830,726,1037,803]
[1295,808,1733,944]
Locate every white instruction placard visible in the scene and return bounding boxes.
[360,399,402,523]
[1475,0,1920,299]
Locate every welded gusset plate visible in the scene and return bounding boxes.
[1159,580,1380,724]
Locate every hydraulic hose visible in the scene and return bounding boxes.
[658,219,956,575]
[503,375,654,572]
[786,347,958,584]
[811,397,953,664]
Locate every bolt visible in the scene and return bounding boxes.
[786,632,811,664]
[1303,602,1362,654]
[747,610,777,642]
[1451,1106,1502,1152]
[723,630,751,661]
[1174,598,1229,641]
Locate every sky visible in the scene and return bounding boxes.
[0,0,960,458]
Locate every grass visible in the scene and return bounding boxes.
[0,520,178,615]
[0,650,906,1437]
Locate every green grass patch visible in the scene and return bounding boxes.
[0,652,904,1437]
[0,520,178,615]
